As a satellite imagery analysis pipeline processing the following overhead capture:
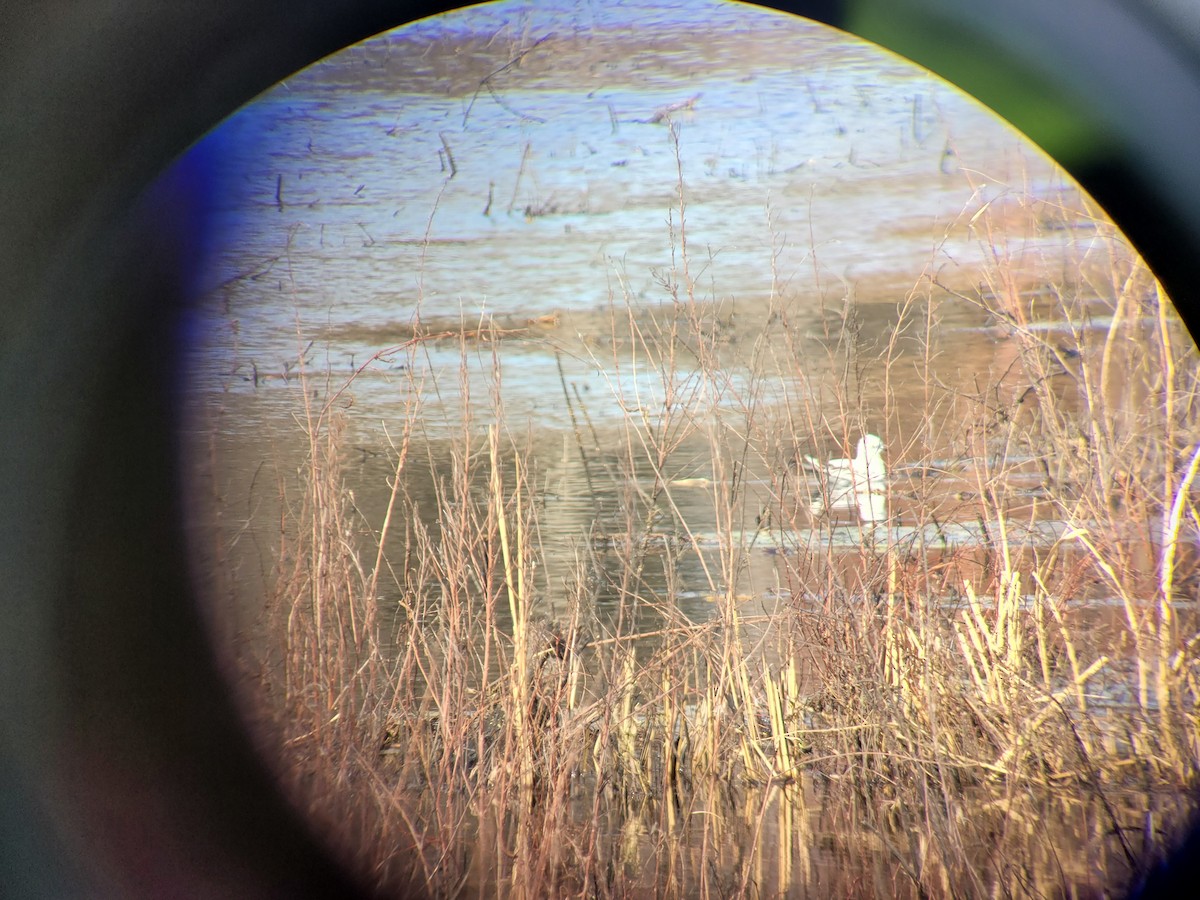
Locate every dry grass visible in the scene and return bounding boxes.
[228,146,1200,898]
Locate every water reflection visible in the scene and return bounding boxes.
[184,0,1075,426]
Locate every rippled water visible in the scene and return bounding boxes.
[180,0,1088,433]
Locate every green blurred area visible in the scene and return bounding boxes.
[847,4,1116,169]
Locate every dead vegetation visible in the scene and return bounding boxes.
[218,156,1200,899]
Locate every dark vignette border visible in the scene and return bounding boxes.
[1,3,1196,897]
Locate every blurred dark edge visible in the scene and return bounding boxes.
[0,1,1196,897]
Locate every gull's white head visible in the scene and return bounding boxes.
[857,434,885,459]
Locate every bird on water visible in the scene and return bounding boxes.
[803,433,887,523]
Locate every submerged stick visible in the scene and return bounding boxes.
[438,133,457,178]
[507,141,531,214]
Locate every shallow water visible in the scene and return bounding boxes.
[181,0,1096,434]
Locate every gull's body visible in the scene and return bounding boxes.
[803,434,888,522]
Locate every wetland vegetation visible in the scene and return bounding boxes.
[194,186,1200,899]
[182,3,1200,896]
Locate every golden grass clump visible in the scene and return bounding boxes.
[225,169,1200,898]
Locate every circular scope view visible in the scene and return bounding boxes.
[176,1,1200,895]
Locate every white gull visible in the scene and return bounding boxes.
[803,434,888,522]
